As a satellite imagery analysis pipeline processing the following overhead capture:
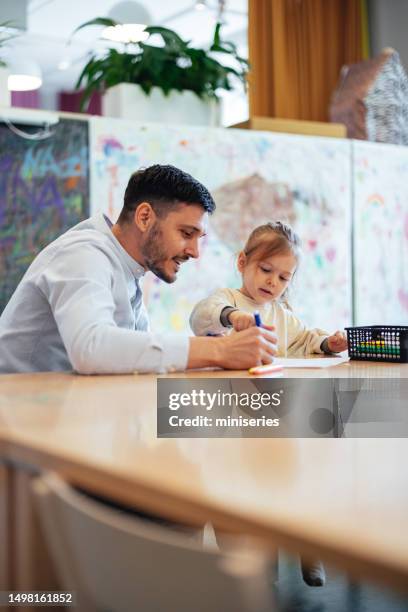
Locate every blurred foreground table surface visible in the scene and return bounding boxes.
[0,360,407,594]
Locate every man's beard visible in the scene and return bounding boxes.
[142,222,188,283]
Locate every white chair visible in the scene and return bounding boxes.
[32,473,275,612]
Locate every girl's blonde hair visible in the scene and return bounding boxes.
[242,221,301,308]
[243,221,301,262]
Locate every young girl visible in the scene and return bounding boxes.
[191,221,347,587]
[190,221,347,357]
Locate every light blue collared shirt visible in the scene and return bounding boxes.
[0,215,188,374]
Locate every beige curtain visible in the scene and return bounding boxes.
[248,0,364,121]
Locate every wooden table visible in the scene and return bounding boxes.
[1,360,408,596]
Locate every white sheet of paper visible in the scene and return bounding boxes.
[274,356,349,368]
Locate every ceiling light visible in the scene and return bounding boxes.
[195,1,207,10]
[7,58,42,91]
[102,1,151,43]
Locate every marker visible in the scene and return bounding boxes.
[249,363,284,376]
[251,311,282,374]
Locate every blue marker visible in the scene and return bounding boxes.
[254,311,262,327]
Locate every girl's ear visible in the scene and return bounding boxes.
[237,251,246,272]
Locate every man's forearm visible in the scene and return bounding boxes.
[187,336,223,369]
[69,325,188,374]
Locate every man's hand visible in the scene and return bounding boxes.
[326,331,348,353]
[216,325,277,369]
[229,310,257,332]
[188,326,277,370]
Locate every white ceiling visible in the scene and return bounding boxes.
[2,0,248,92]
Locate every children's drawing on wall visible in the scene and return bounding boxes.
[0,119,89,313]
[90,119,352,333]
[210,174,296,252]
[353,141,408,325]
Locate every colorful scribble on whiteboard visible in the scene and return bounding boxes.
[90,119,352,333]
[0,119,89,312]
[353,140,408,324]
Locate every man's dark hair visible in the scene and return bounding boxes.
[118,164,216,223]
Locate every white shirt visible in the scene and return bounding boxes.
[190,288,329,357]
[0,215,188,374]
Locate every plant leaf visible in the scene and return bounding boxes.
[72,17,118,37]
[212,22,222,47]
[144,25,187,48]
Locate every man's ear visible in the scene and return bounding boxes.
[237,251,246,272]
[133,202,156,233]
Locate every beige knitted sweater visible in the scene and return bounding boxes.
[190,288,329,357]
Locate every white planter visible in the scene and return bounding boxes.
[102,83,221,127]
[0,66,11,107]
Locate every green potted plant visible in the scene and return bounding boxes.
[73,18,248,125]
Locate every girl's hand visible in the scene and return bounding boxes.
[327,331,348,353]
[229,310,258,332]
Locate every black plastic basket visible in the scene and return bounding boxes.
[345,326,408,363]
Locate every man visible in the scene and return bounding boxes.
[0,164,276,374]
